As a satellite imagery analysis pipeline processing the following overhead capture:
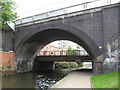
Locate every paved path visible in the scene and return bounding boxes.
[51,69,94,89]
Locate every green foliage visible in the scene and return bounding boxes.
[91,72,119,89]
[0,66,3,70]
[0,0,17,29]
[67,46,79,55]
[55,62,78,69]
[0,65,11,71]
[68,45,72,51]
[76,62,83,67]
[6,65,11,70]
[0,65,4,71]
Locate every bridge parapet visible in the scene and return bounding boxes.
[15,0,119,26]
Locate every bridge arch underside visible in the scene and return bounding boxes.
[15,27,103,74]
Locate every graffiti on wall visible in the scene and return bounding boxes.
[103,39,119,73]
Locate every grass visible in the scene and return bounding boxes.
[91,71,119,89]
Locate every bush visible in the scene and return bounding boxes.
[6,65,11,70]
[76,62,83,67]
[54,62,79,69]
[0,66,2,71]
[0,65,4,71]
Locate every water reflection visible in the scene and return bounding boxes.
[2,69,72,89]
[35,69,71,89]
[2,72,37,88]
[35,75,57,89]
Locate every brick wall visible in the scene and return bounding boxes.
[0,52,15,75]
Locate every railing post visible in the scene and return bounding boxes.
[32,16,35,21]
[107,0,111,4]
[83,2,87,10]
[20,19,22,24]
[46,12,49,18]
[63,8,67,14]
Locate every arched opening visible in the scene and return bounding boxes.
[33,40,92,72]
[15,28,101,73]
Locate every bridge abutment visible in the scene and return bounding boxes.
[33,61,54,72]
[15,60,33,73]
[93,62,103,75]
[92,55,104,74]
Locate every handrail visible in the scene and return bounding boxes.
[15,0,119,25]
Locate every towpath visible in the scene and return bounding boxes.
[51,69,94,89]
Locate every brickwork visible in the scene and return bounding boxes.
[0,52,15,75]
[5,3,119,74]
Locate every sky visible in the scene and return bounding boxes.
[15,0,119,18]
[50,40,81,49]
[15,0,94,18]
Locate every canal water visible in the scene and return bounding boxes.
[2,69,72,89]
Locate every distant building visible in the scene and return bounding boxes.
[38,44,67,56]
[38,40,88,56]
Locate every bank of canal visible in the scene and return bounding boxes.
[2,69,72,89]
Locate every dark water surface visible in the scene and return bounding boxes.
[2,69,72,89]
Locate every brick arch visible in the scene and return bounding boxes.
[15,24,102,73]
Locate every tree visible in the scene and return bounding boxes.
[67,45,83,67]
[0,0,17,29]
[67,46,72,55]
[67,46,79,55]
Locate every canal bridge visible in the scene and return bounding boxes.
[36,50,91,62]
[2,0,119,74]
[33,50,93,72]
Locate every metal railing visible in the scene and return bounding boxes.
[15,0,119,25]
[37,50,88,56]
